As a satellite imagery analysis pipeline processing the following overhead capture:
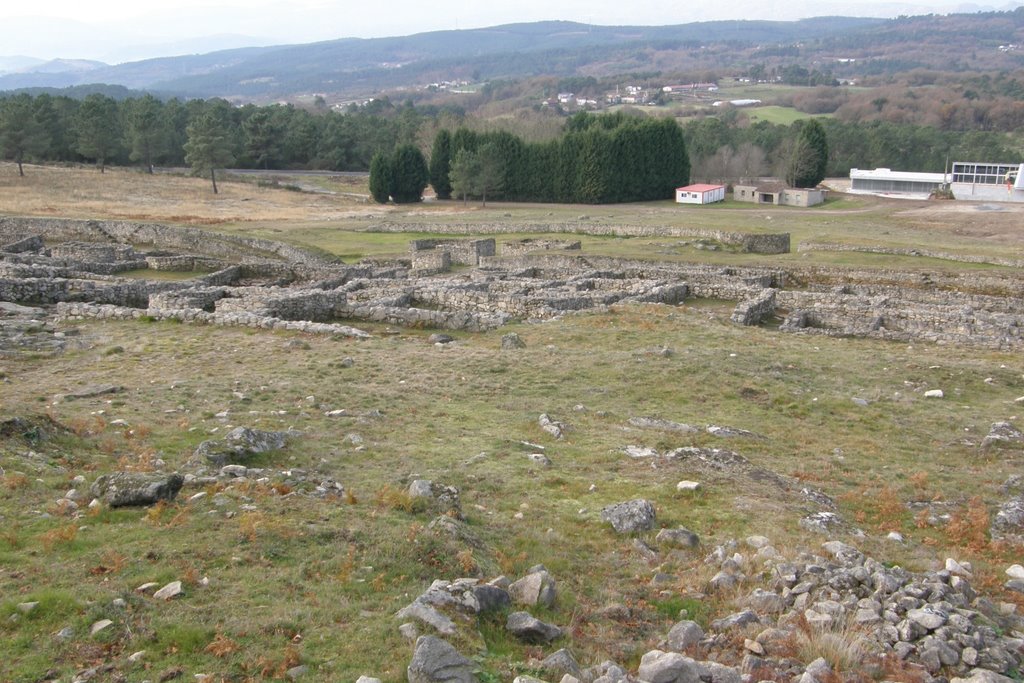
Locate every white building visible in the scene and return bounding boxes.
[951,162,1024,202]
[849,168,949,199]
[676,184,726,205]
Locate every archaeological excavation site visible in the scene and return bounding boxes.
[2,206,1023,683]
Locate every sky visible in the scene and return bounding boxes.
[2,0,1022,64]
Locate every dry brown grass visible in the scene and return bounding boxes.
[0,163,372,224]
[39,522,78,551]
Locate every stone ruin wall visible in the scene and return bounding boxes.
[3,215,1024,348]
[0,216,339,267]
[409,238,496,266]
[798,241,1024,269]
[499,239,582,258]
[374,222,792,254]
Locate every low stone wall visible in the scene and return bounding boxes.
[410,249,451,276]
[49,242,138,263]
[0,277,159,307]
[0,216,340,266]
[55,302,371,338]
[731,290,777,326]
[372,222,791,254]
[501,239,582,258]
[146,256,227,272]
[410,238,496,266]
[775,290,1024,349]
[1,235,44,253]
[798,241,1024,269]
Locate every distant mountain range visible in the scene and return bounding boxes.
[1,11,1021,101]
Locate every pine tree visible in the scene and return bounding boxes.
[429,129,453,200]
[785,119,828,188]
[449,148,480,204]
[74,94,121,173]
[0,94,50,176]
[389,144,429,203]
[183,108,236,194]
[368,151,392,203]
[475,142,505,206]
[125,94,170,173]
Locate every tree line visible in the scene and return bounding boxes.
[3,89,1016,199]
[0,92,442,177]
[409,112,690,204]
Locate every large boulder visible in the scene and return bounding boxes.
[637,650,702,683]
[506,611,563,644]
[601,499,656,534]
[666,620,705,651]
[406,636,477,683]
[991,496,1024,542]
[193,427,292,467]
[508,567,557,608]
[90,472,184,507]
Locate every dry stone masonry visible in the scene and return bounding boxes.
[2,216,1023,348]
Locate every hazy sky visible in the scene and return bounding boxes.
[3,0,1021,63]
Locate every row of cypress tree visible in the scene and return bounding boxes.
[427,112,690,204]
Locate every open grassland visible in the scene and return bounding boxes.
[2,163,1024,679]
[744,106,832,125]
[2,306,1023,680]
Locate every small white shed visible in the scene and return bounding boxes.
[676,184,726,205]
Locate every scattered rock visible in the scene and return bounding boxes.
[395,600,458,635]
[628,417,698,434]
[90,472,183,507]
[501,333,526,350]
[509,568,557,608]
[286,665,309,680]
[706,425,761,439]
[527,453,552,468]
[656,527,700,549]
[638,650,701,683]
[429,333,454,344]
[991,496,1024,542]
[506,611,563,643]
[981,422,1024,450]
[1006,564,1024,580]
[194,426,293,467]
[408,479,462,518]
[666,620,705,651]
[152,581,183,601]
[676,481,701,492]
[601,499,656,534]
[924,389,944,398]
[406,636,476,683]
[624,445,660,459]
[60,384,123,401]
[710,610,760,631]
[90,619,113,636]
[539,413,567,439]
[799,511,856,535]
[539,648,584,680]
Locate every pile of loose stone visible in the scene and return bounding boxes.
[392,537,1024,683]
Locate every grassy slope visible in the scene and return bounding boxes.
[1,165,1024,679]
